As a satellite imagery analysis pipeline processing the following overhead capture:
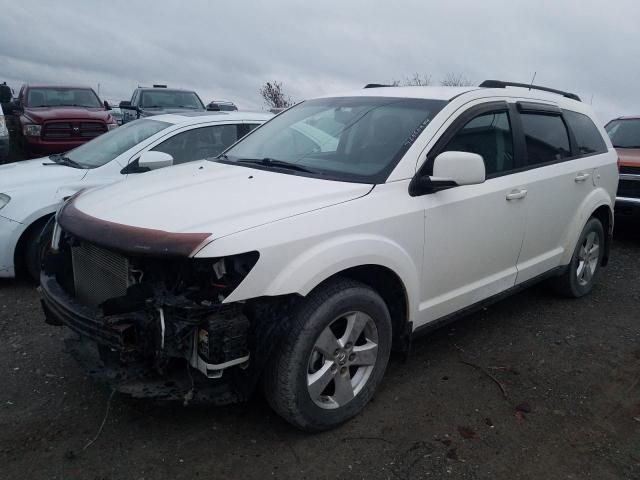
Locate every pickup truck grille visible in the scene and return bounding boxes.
[71,242,129,309]
[42,121,107,140]
[618,179,640,198]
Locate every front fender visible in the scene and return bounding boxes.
[559,187,613,266]
[223,233,421,317]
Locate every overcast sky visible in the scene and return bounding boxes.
[1,0,638,122]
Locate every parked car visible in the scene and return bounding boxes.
[0,104,9,163]
[12,84,118,158]
[605,116,640,214]
[0,111,271,279]
[120,85,206,124]
[40,81,617,431]
[207,100,238,111]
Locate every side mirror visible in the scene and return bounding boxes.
[103,100,111,110]
[138,151,173,171]
[432,151,486,186]
[206,102,220,111]
[409,151,485,196]
[119,100,131,108]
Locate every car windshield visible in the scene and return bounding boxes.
[140,90,204,109]
[26,88,102,108]
[221,96,446,183]
[606,119,640,148]
[64,119,171,168]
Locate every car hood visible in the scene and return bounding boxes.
[0,158,86,194]
[24,107,112,123]
[67,161,372,254]
[616,148,640,167]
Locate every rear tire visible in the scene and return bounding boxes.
[263,278,392,432]
[553,217,604,298]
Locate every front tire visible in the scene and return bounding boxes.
[263,278,392,432]
[553,217,604,298]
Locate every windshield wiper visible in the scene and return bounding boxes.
[177,105,198,109]
[614,145,640,148]
[236,158,317,173]
[48,153,83,169]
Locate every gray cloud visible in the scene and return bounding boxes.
[1,0,639,121]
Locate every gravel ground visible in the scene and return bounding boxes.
[1,216,639,480]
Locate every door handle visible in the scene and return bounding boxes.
[574,172,591,182]
[506,189,528,201]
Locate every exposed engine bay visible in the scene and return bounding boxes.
[40,225,292,404]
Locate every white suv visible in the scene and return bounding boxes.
[40,81,618,431]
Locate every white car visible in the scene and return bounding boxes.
[40,81,617,431]
[0,111,271,278]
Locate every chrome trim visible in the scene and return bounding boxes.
[616,196,640,206]
[619,173,640,181]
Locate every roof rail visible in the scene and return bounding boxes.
[479,80,581,102]
[363,83,396,89]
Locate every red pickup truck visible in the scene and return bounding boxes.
[13,84,118,158]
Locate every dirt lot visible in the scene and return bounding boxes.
[1,217,639,480]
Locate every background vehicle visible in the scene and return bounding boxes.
[0,110,271,279]
[0,104,9,163]
[120,85,205,124]
[207,100,238,111]
[12,84,118,158]
[606,116,640,214]
[40,81,617,431]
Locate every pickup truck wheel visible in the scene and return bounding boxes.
[553,217,604,298]
[263,278,392,432]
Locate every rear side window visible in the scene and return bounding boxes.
[564,110,607,155]
[521,114,571,166]
[152,124,247,164]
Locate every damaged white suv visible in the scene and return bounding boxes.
[40,81,618,431]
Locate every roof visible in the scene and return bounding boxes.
[136,87,198,93]
[24,84,96,90]
[318,84,585,108]
[151,110,273,125]
[612,115,640,121]
[321,86,478,101]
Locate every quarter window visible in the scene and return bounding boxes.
[521,114,571,166]
[443,111,514,176]
[152,124,251,165]
[563,110,607,155]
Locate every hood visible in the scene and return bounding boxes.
[24,107,113,124]
[616,148,640,167]
[140,107,205,116]
[0,158,86,194]
[67,161,372,252]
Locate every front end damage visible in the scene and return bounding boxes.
[40,219,292,405]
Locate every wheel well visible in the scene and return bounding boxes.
[13,214,53,278]
[328,265,410,352]
[591,205,612,266]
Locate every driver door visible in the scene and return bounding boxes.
[416,102,527,325]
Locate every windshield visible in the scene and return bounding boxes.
[221,96,446,183]
[606,119,640,148]
[140,90,204,109]
[26,88,102,108]
[65,119,171,168]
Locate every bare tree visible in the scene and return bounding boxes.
[440,73,474,87]
[404,73,432,86]
[259,81,293,109]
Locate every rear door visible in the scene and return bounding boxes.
[513,103,606,283]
